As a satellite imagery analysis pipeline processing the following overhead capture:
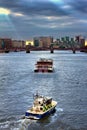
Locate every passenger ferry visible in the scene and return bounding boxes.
[25,92,57,120]
[34,58,54,72]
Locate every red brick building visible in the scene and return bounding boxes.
[0,38,12,49]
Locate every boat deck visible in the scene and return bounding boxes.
[26,100,57,114]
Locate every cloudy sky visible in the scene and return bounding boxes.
[0,0,87,40]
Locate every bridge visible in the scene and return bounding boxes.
[0,45,87,54]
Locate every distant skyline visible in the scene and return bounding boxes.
[0,0,87,40]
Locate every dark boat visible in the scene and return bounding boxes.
[34,58,54,73]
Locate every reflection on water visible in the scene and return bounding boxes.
[0,51,87,130]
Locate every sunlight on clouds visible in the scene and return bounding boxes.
[50,0,63,5]
[0,8,11,15]
[34,22,59,28]
[44,16,70,21]
[62,5,71,9]
[50,0,61,3]
[45,16,59,20]
[44,16,59,21]
[0,8,21,39]
[61,22,73,26]
[14,13,24,17]
[0,7,24,17]
[79,20,87,24]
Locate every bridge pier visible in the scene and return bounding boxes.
[72,48,76,54]
[26,45,30,53]
[26,49,30,53]
[50,49,54,53]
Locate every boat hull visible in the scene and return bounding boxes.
[25,106,56,120]
[34,69,53,73]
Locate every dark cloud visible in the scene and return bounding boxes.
[67,0,87,14]
[0,0,87,17]
[0,0,87,39]
[0,0,18,8]
[0,0,69,16]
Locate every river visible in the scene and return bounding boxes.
[0,50,87,130]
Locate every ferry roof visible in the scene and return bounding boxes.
[39,58,53,62]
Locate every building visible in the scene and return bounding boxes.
[33,37,40,47]
[75,35,85,47]
[12,40,25,48]
[80,38,85,47]
[0,38,12,49]
[34,36,53,48]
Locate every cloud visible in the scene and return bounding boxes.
[0,8,11,15]
[0,0,87,39]
[0,0,69,17]
[13,12,24,17]
[65,0,87,14]
[0,0,87,17]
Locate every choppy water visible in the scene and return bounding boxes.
[0,50,87,130]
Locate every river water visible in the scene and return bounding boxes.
[0,50,87,130]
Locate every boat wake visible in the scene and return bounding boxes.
[0,117,34,130]
[57,108,63,112]
[19,119,32,130]
[0,108,63,130]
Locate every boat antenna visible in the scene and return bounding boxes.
[33,90,39,99]
[36,90,39,97]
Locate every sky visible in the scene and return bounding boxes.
[0,0,87,40]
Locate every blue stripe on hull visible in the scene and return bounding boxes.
[25,107,56,119]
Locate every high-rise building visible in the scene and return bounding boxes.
[80,38,85,47]
[75,36,80,42]
[75,35,85,47]
[65,36,69,42]
[33,36,53,48]
[33,37,40,47]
